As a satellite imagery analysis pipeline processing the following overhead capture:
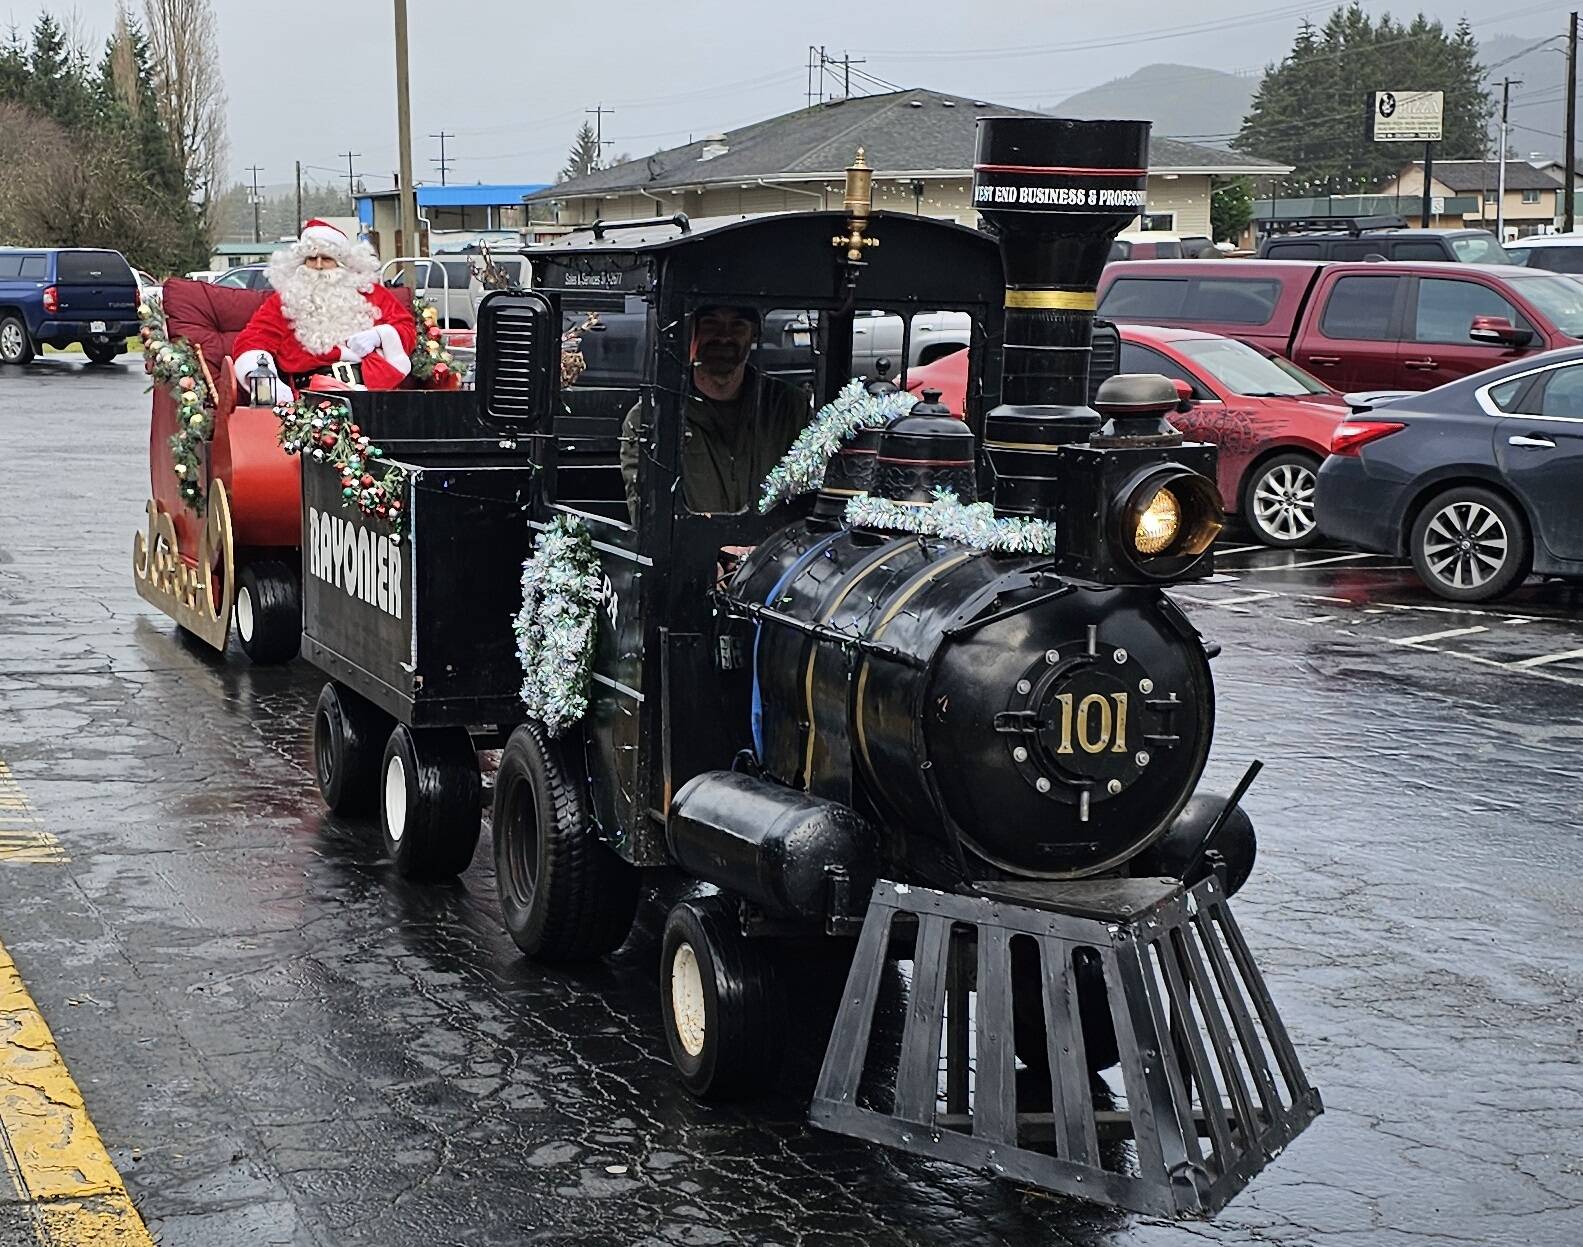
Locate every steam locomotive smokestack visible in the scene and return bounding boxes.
[973,116,1151,516]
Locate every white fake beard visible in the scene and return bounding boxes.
[273,264,376,356]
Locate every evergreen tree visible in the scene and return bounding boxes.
[560,121,602,182]
[1236,4,1493,188]
[1211,177,1254,243]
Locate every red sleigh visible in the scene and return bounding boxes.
[132,278,454,663]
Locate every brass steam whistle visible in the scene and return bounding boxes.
[833,148,880,261]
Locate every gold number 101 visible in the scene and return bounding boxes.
[1054,692,1130,755]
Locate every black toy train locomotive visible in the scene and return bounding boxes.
[300,116,1320,1217]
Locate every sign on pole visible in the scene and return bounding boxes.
[1367,90,1445,142]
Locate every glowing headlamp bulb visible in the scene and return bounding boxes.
[1135,487,1182,555]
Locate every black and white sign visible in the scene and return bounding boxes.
[1369,90,1444,143]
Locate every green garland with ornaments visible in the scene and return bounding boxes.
[274,396,410,537]
[409,297,456,385]
[139,297,216,514]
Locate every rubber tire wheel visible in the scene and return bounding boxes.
[0,315,34,365]
[1241,452,1321,548]
[493,723,639,961]
[313,682,388,815]
[83,340,120,365]
[1409,485,1531,603]
[236,561,301,665]
[380,723,481,880]
[660,897,787,1100]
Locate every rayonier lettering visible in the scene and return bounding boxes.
[307,507,403,619]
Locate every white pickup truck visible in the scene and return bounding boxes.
[850,309,972,374]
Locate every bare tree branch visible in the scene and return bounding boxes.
[142,0,228,228]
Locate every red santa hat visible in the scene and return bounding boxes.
[299,218,353,259]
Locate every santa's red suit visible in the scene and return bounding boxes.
[232,219,418,401]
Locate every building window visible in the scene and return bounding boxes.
[1485,190,1497,203]
[1521,188,1542,204]
[1139,212,1176,231]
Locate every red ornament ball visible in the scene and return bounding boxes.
[360,474,374,487]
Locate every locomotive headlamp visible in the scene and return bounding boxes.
[1056,374,1223,584]
[1117,466,1222,574]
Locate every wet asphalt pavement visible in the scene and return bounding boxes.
[0,352,1580,1246]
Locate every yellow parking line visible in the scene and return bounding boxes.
[0,764,66,865]
[0,941,155,1245]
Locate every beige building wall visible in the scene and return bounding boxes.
[1382,167,1561,236]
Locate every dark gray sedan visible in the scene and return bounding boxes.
[1317,345,1583,601]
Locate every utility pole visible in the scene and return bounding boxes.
[807,45,826,108]
[246,164,264,244]
[836,51,866,98]
[1566,12,1577,232]
[294,160,303,237]
[338,149,361,209]
[393,0,419,276]
[430,130,454,187]
[586,104,614,164]
[1497,76,1522,242]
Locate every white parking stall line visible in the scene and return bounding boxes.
[1173,591,1283,612]
[1215,544,1267,555]
[1391,626,1489,646]
[1508,647,1583,669]
[1234,552,1385,573]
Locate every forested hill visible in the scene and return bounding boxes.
[1045,63,1257,149]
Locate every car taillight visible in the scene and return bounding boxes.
[1329,420,1404,456]
[41,286,58,314]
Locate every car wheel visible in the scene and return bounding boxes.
[1409,486,1531,602]
[0,316,34,365]
[313,682,389,815]
[493,723,639,961]
[659,896,787,1100]
[1243,452,1321,548]
[235,561,300,665]
[83,340,121,365]
[380,723,481,880]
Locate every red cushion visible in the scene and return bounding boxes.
[160,278,267,369]
[160,277,416,369]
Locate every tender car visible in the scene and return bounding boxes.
[1316,347,1583,601]
[906,324,1350,547]
[0,246,140,365]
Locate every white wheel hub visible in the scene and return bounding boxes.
[0,322,22,358]
[384,754,409,843]
[670,942,707,1058]
[236,585,255,642]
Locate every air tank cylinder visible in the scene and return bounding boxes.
[973,116,1151,516]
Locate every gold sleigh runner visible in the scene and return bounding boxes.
[132,480,236,650]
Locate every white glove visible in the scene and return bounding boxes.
[341,328,383,361]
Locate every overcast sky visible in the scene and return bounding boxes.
[3,0,1568,190]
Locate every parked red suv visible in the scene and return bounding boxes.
[905,325,1349,547]
[1095,260,1583,392]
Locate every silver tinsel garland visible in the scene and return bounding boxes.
[844,488,1058,554]
[513,515,603,736]
[758,378,917,512]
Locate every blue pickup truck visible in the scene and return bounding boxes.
[0,247,141,365]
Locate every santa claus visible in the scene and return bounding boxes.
[232,219,417,402]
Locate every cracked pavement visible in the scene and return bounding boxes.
[0,355,1579,1245]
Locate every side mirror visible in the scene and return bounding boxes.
[1469,315,1534,347]
[1171,377,1194,412]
